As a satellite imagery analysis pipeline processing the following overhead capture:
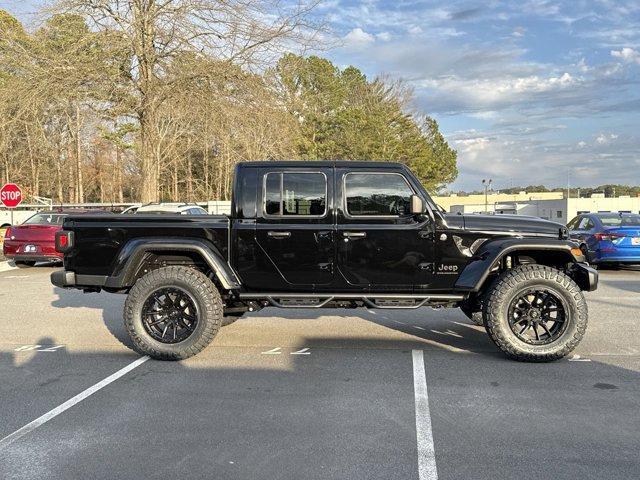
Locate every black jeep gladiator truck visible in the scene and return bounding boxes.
[51,161,597,361]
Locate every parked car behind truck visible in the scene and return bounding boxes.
[568,212,640,268]
[3,210,107,267]
[52,161,597,362]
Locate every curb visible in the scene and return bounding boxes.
[0,261,17,273]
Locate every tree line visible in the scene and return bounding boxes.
[0,2,457,204]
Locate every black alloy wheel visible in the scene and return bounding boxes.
[507,288,568,345]
[141,287,199,343]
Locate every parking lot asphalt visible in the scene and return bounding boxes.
[0,264,639,479]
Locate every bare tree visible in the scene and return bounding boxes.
[53,0,321,202]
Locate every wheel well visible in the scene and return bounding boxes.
[134,250,225,292]
[474,248,577,301]
[509,249,574,269]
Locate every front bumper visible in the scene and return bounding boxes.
[573,264,598,292]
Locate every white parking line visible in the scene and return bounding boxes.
[412,349,438,480]
[0,356,149,450]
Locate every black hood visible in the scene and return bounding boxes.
[442,213,567,238]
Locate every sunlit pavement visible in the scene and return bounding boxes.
[0,264,639,479]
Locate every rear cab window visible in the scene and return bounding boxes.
[263,172,327,217]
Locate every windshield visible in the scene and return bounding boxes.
[598,214,640,227]
[23,213,66,225]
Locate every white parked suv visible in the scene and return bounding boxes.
[125,203,209,215]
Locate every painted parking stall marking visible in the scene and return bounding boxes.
[412,349,438,480]
[0,356,149,450]
[15,344,65,352]
[261,347,312,355]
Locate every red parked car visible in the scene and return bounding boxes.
[2,210,105,267]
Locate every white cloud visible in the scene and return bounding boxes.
[512,26,526,37]
[408,25,423,35]
[611,47,640,64]
[343,28,375,49]
[577,141,587,148]
[418,72,578,108]
[376,32,391,42]
[595,133,619,144]
[576,58,590,72]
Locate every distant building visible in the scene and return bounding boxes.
[447,194,640,225]
[434,191,564,213]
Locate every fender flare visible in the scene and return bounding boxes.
[104,238,241,290]
[455,238,580,292]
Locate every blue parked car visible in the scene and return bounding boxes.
[568,212,640,267]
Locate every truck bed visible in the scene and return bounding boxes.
[62,214,229,276]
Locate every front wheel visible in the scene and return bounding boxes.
[124,266,223,360]
[484,265,588,362]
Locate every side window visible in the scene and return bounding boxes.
[567,217,580,230]
[345,173,414,216]
[577,217,591,230]
[264,172,326,217]
[585,219,595,230]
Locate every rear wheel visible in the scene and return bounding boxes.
[484,264,588,362]
[124,266,223,360]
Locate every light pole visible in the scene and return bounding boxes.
[482,179,492,213]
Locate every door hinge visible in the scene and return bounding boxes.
[419,231,434,240]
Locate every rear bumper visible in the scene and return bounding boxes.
[7,254,62,263]
[593,255,640,264]
[51,270,107,289]
[593,246,640,263]
[4,241,62,261]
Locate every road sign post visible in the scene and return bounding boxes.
[0,183,23,209]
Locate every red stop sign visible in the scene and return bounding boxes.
[0,183,23,208]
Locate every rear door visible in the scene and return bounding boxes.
[335,168,435,291]
[254,167,334,290]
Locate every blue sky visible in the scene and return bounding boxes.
[4,0,640,191]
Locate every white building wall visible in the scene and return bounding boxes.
[449,197,640,225]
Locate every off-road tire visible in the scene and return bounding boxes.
[14,261,36,268]
[470,311,484,326]
[484,264,588,362]
[124,266,223,360]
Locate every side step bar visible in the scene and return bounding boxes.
[238,293,465,309]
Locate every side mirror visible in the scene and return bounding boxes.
[410,195,425,215]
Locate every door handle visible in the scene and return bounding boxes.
[343,232,366,238]
[267,231,291,238]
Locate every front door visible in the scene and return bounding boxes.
[335,169,435,291]
[254,168,334,290]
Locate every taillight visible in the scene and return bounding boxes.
[594,232,626,244]
[55,230,74,253]
[3,227,11,239]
